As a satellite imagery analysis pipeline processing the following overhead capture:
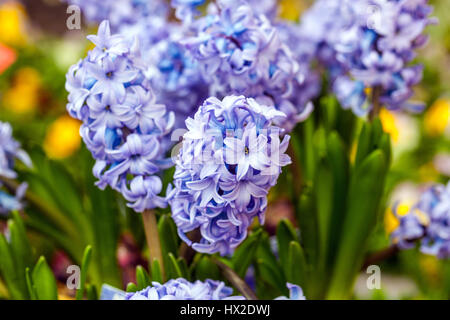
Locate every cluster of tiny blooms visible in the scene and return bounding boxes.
[144,25,210,130]
[391,182,450,259]
[171,0,279,24]
[181,0,315,132]
[0,121,31,215]
[63,0,168,32]
[168,96,291,255]
[125,278,305,300]
[125,278,241,300]
[299,0,436,116]
[65,21,174,212]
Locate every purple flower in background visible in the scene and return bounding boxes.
[62,0,169,32]
[125,278,243,300]
[0,122,31,215]
[181,0,315,131]
[123,278,304,300]
[65,21,174,212]
[145,32,210,130]
[168,96,291,255]
[0,183,28,216]
[391,182,450,259]
[275,283,306,300]
[299,0,436,116]
[391,203,427,249]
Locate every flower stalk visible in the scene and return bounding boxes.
[142,209,164,278]
[369,85,383,122]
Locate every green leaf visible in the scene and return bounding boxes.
[32,256,58,300]
[354,122,373,169]
[327,150,387,299]
[136,265,150,290]
[297,118,316,182]
[194,256,221,281]
[255,259,287,296]
[0,234,24,299]
[9,211,33,268]
[76,245,92,300]
[25,267,37,300]
[86,284,98,300]
[151,260,163,283]
[126,282,138,293]
[314,159,334,267]
[286,241,307,289]
[158,214,179,272]
[232,228,262,277]
[325,132,350,266]
[296,189,318,268]
[81,147,121,288]
[177,257,190,280]
[378,133,392,168]
[255,233,286,294]
[276,220,297,276]
[7,212,33,298]
[167,253,183,280]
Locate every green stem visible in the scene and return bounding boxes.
[212,257,258,300]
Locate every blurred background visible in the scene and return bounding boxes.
[0,0,450,300]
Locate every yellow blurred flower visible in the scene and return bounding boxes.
[44,116,82,159]
[279,0,306,21]
[385,203,410,235]
[379,109,400,143]
[0,1,27,46]
[379,109,419,160]
[3,68,42,114]
[424,98,450,137]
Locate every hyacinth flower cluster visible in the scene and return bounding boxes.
[125,278,241,300]
[391,182,450,259]
[181,0,317,132]
[168,96,291,255]
[299,0,437,116]
[63,0,169,31]
[64,0,170,56]
[65,21,174,212]
[125,278,304,300]
[144,28,210,130]
[0,121,31,216]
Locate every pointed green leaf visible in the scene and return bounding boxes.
[276,220,297,276]
[286,241,307,288]
[255,259,287,295]
[167,253,183,280]
[296,190,318,267]
[126,282,138,293]
[354,122,373,168]
[194,256,221,281]
[177,257,190,280]
[0,234,24,299]
[328,150,387,299]
[76,245,92,300]
[232,228,262,277]
[326,132,350,266]
[32,256,58,300]
[136,265,150,290]
[151,260,163,283]
[25,267,37,300]
[86,284,98,300]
